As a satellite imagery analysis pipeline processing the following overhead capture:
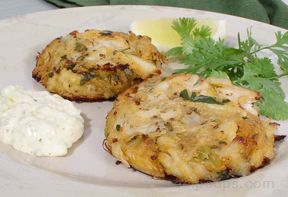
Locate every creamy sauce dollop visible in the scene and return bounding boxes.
[0,86,84,156]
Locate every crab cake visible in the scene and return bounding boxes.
[32,29,165,101]
[105,74,279,184]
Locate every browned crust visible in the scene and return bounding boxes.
[274,135,286,142]
[128,160,271,184]
[32,72,114,102]
[32,62,147,102]
[32,72,144,102]
[123,162,244,185]
[250,157,271,173]
[59,95,115,103]
[32,71,41,82]
[95,63,129,72]
[32,36,61,82]
[102,139,112,154]
[102,138,271,185]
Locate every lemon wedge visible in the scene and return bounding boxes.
[130,18,226,50]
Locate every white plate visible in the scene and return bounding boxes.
[0,5,287,197]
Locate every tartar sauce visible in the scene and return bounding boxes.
[0,86,84,156]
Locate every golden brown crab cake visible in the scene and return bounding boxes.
[105,74,278,184]
[32,29,165,101]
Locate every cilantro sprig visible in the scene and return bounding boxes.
[167,18,288,120]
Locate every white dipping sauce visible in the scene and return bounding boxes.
[0,86,84,156]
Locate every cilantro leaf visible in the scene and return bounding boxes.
[176,38,244,77]
[267,32,288,73]
[237,30,261,55]
[257,90,288,120]
[238,58,283,97]
[168,17,288,120]
[166,47,183,57]
[241,58,277,79]
[235,58,287,120]
[192,26,212,39]
[241,76,284,99]
[209,70,229,79]
[172,18,197,38]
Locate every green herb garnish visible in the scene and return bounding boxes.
[179,89,230,105]
[217,170,233,180]
[116,124,121,131]
[48,72,54,78]
[61,55,67,60]
[179,89,190,99]
[80,73,95,85]
[167,17,288,120]
[67,63,76,70]
[75,42,87,52]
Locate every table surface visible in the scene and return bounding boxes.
[0,0,56,20]
[1,0,288,20]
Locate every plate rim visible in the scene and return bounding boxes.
[0,5,287,32]
[0,5,287,197]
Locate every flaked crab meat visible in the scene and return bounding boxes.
[105,74,281,184]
